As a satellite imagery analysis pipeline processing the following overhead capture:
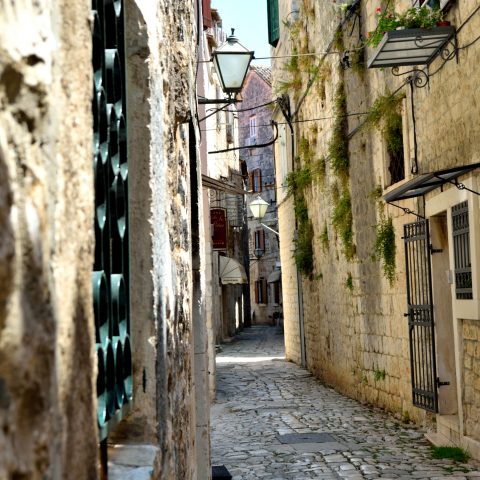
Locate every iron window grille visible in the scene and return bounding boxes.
[452,200,473,299]
[92,0,132,441]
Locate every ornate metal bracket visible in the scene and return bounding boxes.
[435,175,480,196]
[392,67,429,88]
[387,201,425,219]
[391,36,457,88]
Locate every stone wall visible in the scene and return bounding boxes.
[0,1,97,478]
[462,319,480,441]
[272,0,480,428]
[0,0,209,478]
[239,68,281,325]
[277,197,303,364]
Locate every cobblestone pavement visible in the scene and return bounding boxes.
[210,326,480,480]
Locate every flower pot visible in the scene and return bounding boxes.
[436,20,451,27]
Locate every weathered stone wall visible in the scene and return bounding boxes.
[138,1,201,478]
[0,1,97,478]
[272,0,480,430]
[277,197,303,364]
[462,319,480,441]
[272,1,303,365]
[239,69,282,325]
[0,0,209,478]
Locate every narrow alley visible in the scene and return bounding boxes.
[211,326,480,480]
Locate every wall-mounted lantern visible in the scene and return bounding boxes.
[199,29,254,105]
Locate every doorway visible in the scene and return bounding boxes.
[430,213,458,415]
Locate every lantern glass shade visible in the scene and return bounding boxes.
[249,196,269,220]
[212,32,254,95]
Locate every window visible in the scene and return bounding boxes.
[248,168,262,192]
[413,0,451,9]
[272,281,280,305]
[226,111,234,144]
[249,115,257,139]
[452,201,473,299]
[387,114,405,186]
[255,278,268,304]
[267,0,280,47]
[254,229,265,255]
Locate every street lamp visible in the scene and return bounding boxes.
[249,195,279,237]
[249,195,269,220]
[199,29,254,105]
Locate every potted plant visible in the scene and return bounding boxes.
[366,6,445,48]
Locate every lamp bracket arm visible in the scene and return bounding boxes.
[261,222,279,237]
[208,121,279,154]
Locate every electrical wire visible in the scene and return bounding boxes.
[200,111,370,132]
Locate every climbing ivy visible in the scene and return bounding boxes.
[363,91,405,162]
[329,81,349,179]
[374,215,396,285]
[332,189,355,260]
[293,195,315,277]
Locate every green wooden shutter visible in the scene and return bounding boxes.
[267,0,280,47]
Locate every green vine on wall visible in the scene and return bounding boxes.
[374,215,396,285]
[285,137,317,277]
[328,77,355,261]
[329,81,349,179]
[363,91,405,163]
[294,195,315,277]
[332,189,355,260]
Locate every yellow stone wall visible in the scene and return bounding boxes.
[273,0,480,434]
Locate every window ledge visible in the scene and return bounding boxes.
[108,444,159,480]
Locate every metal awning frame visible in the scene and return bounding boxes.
[383,163,480,204]
[368,26,456,69]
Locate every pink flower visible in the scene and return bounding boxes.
[376,7,381,12]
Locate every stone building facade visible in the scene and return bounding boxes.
[270,0,480,458]
[0,0,212,478]
[199,6,249,348]
[239,67,283,326]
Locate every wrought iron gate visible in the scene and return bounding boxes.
[92,0,132,444]
[404,219,438,412]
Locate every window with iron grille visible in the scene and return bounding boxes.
[452,200,473,299]
[91,0,132,441]
[267,0,280,47]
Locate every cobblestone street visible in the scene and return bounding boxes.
[211,326,480,480]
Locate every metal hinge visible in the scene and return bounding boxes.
[430,244,443,254]
[436,377,450,387]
